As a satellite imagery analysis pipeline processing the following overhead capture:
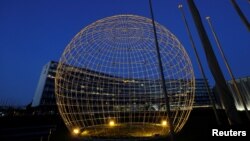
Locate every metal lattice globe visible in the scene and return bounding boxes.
[55,14,195,139]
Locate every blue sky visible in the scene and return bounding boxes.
[0,0,249,105]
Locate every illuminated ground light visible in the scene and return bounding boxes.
[81,130,88,136]
[72,128,80,135]
[109,120,115,127]
[161,120,168,127]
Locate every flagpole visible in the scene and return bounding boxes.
[187,0,241,125]
[230,0,250,31]
[149,0,174,140]
[178,4,221,125]
[206,16,250,120]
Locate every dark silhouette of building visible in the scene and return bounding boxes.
[32,61,57,114]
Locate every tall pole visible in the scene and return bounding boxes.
[230,0,250,31]
[206,16,250,120]
[187,0,241,125]
[149,0,174,140]
[178,4,221,125]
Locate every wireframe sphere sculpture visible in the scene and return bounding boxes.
[55,14,195,139]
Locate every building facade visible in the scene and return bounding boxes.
[31,61,57,113]
[193,79,215,108]
[213,77,250,111]
[227,77,250,111]
[32,61,215,113]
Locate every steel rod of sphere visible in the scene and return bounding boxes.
[55,14,195,139]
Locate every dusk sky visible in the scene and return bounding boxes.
[0,0,249,105]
